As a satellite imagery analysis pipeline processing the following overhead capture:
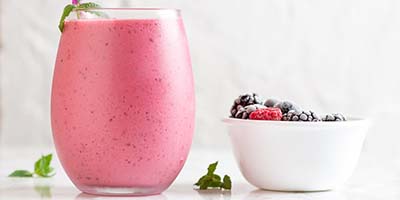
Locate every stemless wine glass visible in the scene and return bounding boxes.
[51,8,195,196]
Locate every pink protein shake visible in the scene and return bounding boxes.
[51,9,194,196]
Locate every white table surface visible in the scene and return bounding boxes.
[0,145,399,200]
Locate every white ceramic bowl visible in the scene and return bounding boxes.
[223,118,369,191]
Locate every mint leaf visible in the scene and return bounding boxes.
[199,178,211,190]
[76,2,101,9]
[76,3,108,18]
[34,154,55,177]
[207,161,218,175]
[9,170,33,177]
[194,161,231,190]
[212,174,221,181]
[221,175,232,190]
[58,4,76,32]
[209,180,222,188]
[194,175,208,186]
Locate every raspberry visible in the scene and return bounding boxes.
[249,108,283,121]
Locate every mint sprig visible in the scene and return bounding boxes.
[58,2,102,32]
[194,161,232,190]
[58,4,76,32]
[8,154,55,178]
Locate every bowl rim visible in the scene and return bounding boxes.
[222,117,369,127]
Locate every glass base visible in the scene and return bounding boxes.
[78,185,164,196]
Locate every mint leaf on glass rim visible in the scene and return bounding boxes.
[76,2,101,9]
[58,4,76,32]
[58,2,106,33]
[76,3,109,18]
[8,170,33,177]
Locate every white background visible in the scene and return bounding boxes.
[1,0,400,150]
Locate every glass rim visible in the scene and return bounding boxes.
[74,8,181,12]
[69,8,182,20]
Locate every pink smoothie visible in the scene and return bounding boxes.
[51,17,194,195]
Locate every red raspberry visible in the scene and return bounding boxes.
[249,108,283,121]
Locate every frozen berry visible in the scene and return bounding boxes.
[230,93,264,118]
[273,101,301,114]
[264,98,279,107]
[282,110,321,122]
[322,113,346,121]
[235,104,266,119]
[249,108,283,121]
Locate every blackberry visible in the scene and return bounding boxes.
[282,110,321,122]
[234,104,266,119]
[322,113,347,121]
[230,93,264,118]
[273,101,301,114]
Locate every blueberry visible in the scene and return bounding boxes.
[264,99,279,107]
[274,101,301,114]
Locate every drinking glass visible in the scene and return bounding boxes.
[51,8,195,196]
